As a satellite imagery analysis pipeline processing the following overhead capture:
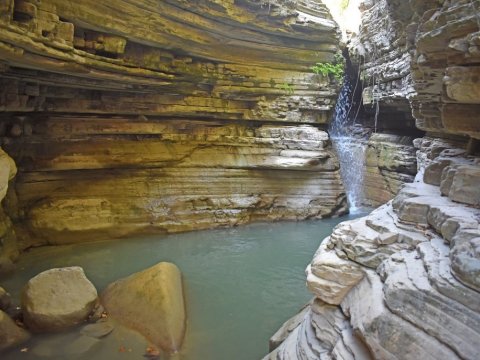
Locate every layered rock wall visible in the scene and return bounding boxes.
[267,1,480,358]
[3,117,346,245]
[346,0,480,206]
[0,0,347,248]
[412,0,480,139]
[363,133,416,206]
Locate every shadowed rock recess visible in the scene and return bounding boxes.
[0,0,348,257]
[266,0,480,359]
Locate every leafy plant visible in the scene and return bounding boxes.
[280,82,295,95]
[340,0,350,11]
[311,54,345,82]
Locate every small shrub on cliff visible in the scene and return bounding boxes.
[340,0,350,11]
[311,53,345,82]
[280,83,295,95]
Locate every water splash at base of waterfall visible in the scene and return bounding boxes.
[331,137,367,213]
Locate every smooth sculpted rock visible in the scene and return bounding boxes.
[22,267,98,332]
[0,309,30,352]
[306,238,364,305]
[0,148,18,273]
[265,299,372,360]
[101,262,186,353]
[0,286,12,311]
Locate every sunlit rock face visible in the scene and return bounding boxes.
[0,0,347,247]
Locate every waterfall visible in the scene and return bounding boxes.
[330,68,368,213]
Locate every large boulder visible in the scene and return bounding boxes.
[22,267,98,332]
[101,262,186,353]
[0,309,30,352]
[0,147,16,202]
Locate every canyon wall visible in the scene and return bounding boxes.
[346,0,428,206]
[0,0,347,253]
[267,0,480,358]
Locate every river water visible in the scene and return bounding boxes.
[1,214,366,360]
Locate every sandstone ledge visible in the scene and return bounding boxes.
[3,119,347,246]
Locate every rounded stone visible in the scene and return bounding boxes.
[21,266,98,332]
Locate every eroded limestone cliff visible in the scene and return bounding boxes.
[0,0,347,254]
[267,0,480,358]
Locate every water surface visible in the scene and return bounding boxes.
[1,214,367,360]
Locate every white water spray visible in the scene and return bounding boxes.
[330,72,368,213]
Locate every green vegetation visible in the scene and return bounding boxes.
[340,0,350,11]
[311,53,345,82]
[280,82,295,95]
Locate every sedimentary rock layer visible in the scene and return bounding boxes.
[363,133,416,206]
[412,0,480,138]
[348,0,423,132]
[0,0,347,247]
[351,0,480,139]
[3,117,346,245]
[344,0,426,205]
[0,0,339,122]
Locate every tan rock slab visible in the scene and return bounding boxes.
[101,262,186,353]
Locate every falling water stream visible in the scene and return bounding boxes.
[330,68,368,213]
